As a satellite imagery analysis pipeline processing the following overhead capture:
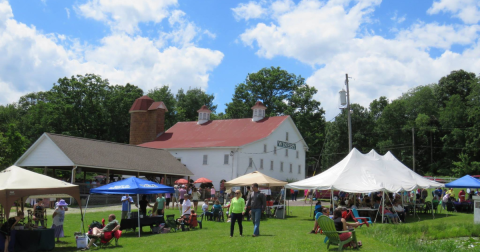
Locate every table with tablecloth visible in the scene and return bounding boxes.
[120,216,165,232]
[0,229,55,252]
[453,201,473,213]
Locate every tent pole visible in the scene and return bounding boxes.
[331,190,334,211]
[81,195,91,234]
[137,194,141,237]
[283,187,286,219]
[382,191,385,223]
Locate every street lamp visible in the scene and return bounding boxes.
[339,74,352,152]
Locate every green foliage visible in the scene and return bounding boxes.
[176,88,217,122]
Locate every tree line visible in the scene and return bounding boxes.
[1,69,479,177]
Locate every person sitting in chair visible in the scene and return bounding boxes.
[332,209,362,248]
[83,214,120,250]
[392,201,406,222]
[310,207,329,234]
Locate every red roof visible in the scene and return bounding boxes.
[197,105,211,113]
[139,116,290,149]
[251,101,267,109]
[129,96,154,112]
[148,101,169,112]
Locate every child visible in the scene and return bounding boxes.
[213,200,222,221]
[52,199,68,243]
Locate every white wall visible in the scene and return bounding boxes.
[16,134,74,167]
[167,117,307,187]
[168,148,235,189]
[235,118,306,183]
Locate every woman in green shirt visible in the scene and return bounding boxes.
[228,190,246,237]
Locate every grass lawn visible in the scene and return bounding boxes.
[51,205,480,252]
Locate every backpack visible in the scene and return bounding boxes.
[89,221,103,230]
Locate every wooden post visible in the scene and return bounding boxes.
[52,168,56,178]
[137,172,140,178]
[164,174,167,185]
[44,166,47,175]
[83,170,87,181]
[106,169,110,184]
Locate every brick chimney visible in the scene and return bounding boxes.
[129,96,168,145]
[251,101,267,122]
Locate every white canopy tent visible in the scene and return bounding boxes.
[286,148,444,222]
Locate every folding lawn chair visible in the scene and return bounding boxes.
[165,214,177,232]
[99,230,122,248]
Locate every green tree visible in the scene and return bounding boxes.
[0,124,29,169]
[176,88,217,122]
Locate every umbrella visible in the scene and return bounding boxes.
[194,177,212,183]
[175,178,188,184]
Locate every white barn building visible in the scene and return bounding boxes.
[135,99,308,188]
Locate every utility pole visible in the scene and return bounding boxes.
[346,74,352,152]
[430,131,433,166]
[412,127,415,172]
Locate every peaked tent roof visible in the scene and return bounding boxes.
[445,175,480,188]
[286,148,444,193]
[0,166,81,218]
[139,116,291,149]
[90,177,175,194]
[15,133,193,176]
[225,171,288,187]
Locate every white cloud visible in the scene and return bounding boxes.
[232,1,266,21]
[237,0,480,118]
[240,0,381,65]
[0,0,224,105]
[391,11,405,24]
[65,7,70,19]
[428,0,480,24]
[75,0,178,34]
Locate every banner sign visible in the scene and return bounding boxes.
[277,141,296,150]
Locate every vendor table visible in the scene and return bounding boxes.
[120,216,165,232]
[0,229,55,252]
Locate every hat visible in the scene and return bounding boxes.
[57,199,68,206]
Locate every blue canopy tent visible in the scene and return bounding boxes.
[87,177,175,237]
[445,175,480,188]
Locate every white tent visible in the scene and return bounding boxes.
[286,148,444,222]
[287,148,443,192]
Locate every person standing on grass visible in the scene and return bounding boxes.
[121,194,134,219]
[211,186,216,201]
[174,185,180,209]
[245,183,266,237]
[156,193,166,215]
[229,190,245,237]
[165,193,171,209]
[51,200,67,243]
[192,187,201,212]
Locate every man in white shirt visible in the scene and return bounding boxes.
[182,195,192,217]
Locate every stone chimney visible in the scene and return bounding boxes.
[197,105,211,125]
[251,101,267,122]
[129,96,168,145]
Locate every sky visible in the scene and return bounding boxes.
[1,0,480,119]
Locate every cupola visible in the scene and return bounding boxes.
[197,105,211,125]
[251,101,267,122]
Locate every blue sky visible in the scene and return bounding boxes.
[1,0,480,119]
